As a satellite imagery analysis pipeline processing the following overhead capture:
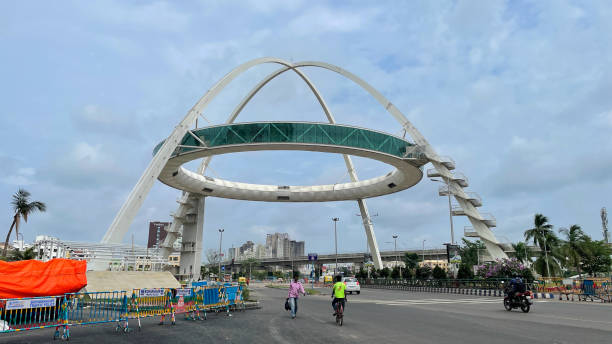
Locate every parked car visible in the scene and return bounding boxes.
[342,277,360,294]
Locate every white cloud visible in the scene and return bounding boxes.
[0,167,37,186]
[289,6,380,35]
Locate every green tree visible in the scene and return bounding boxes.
[380,267,391,279]
[580,240,612,276]
[415,265,432,279]
[524,214,561,277]
[3,189,46,258]
[457,264,473,279]
[459,239,486,267]
[403,253,419,269]
[432,265,447,279]
[244,257,259,280]
[391,266,401,279]
[511,242,532,264]
[8,247,37,261]
[559,225,589,277]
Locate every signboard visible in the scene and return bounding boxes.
[6,298,56,310]
[139,288,165,297]
[221,266,225,271]
[176,296,185,313]
[445,244,461,263]
[176,288,192,297]
[308,253,318,261]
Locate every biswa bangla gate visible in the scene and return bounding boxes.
[101,58,507,280]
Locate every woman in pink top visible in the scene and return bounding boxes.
[287,274,306,319]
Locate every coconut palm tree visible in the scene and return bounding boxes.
[2,189,46,258]
[524,214,559,277]
[559,225,589,277]
[511,241,532,264]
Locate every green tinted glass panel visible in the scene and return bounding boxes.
[154,122,421,159]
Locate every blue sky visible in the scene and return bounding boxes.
[1,1,611,257]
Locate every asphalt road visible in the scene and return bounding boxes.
[1,285,610,343]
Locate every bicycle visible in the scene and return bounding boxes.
[334,300,344,326]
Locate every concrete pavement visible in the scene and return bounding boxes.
[1,284,610,343]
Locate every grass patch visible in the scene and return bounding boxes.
[305,288,320,295]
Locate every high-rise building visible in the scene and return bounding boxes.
[290,240,305,257]
[147,222,171,248]
[239,241,255,255]
[264,233,305,258]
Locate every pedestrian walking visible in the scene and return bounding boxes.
[287,272,306,319]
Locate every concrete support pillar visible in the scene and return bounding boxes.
[179,196,205,281]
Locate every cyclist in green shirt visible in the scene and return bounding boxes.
[331,275,346,316]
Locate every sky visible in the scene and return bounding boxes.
[1,0,611,258]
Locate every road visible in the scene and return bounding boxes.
[1,284,610,343]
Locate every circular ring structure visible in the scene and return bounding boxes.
[156,121,427,202]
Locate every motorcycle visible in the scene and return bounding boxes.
[503,288,532,313]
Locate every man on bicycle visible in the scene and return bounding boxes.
[331,275,346,316]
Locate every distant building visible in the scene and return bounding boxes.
[228,247,239,260]
[239,241,255,255]
[419,259,448,270]
[33,235,66,261]
[147,222,171,248]
[290,240,305,257]
[265,233,305,258]
[168,252,180,267]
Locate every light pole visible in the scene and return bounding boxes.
[422,239,426,265]
[332,217,339,275]
[218,229,224,281]
[430,178,455,244]
[393,235,401,279]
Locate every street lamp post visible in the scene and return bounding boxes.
[332,217,339,275]
[422,239,426,265]
[430,178,455,244]
[218,229,224,281]
[393,235,401,279]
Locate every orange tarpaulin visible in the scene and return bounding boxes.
[0,259,87,298]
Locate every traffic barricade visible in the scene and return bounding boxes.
[0,295,68,339]
[133,288,174,325]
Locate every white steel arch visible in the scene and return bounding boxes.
[218,61,507,259]
[102,57,507,274]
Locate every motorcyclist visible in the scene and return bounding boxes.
[508,277,525,303]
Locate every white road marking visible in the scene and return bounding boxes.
[349,298,502,306]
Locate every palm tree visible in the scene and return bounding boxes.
[559,225,589,278]
[524,214,558,277]
[2,189,46,258]
[511,241,532,264]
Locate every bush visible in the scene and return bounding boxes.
[457,264,474,279]
[432,265,447,279]
[476,258,533,281]
[415,266,432,279]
